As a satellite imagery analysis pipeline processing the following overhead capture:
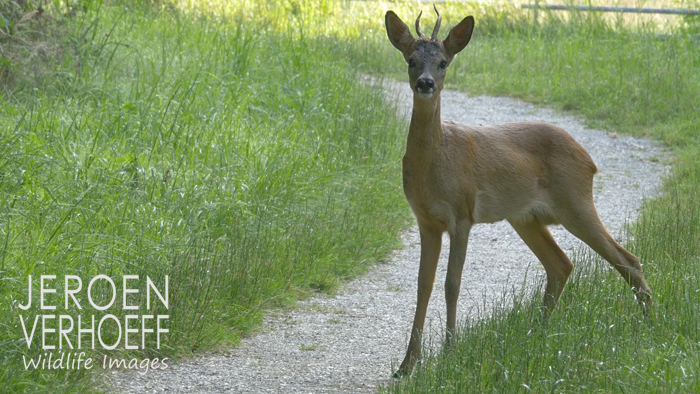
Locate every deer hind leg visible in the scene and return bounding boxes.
[557,201,652,310]
[509,218,574,314]
[397,225,442,376]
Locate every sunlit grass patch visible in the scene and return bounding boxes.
[0,2,409,392]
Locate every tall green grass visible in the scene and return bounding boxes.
[0,2,408,392]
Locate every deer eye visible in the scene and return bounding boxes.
[408,59,416,68]
[439,60,448,69]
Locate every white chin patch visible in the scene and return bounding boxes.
[417,90,435,98]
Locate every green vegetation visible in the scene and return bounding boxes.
[0,1,408,392]
[2,0,699,392]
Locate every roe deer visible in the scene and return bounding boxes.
[385,6,652,376]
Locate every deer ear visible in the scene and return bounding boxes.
[443,16,474,60]
[385,11,415,57]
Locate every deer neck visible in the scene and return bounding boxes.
[407,93,442,153]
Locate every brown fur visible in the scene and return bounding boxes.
[385,8,652,376]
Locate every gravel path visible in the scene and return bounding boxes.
[108,81,670,393]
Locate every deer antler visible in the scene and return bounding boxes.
[431,5,442,41]
[415,11,426,39]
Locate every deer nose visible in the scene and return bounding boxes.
[416,77,435,92]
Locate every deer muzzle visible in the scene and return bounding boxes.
[415,77,436,97]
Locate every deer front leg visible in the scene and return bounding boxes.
[445,221,471,344]
[396,225,442,377]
